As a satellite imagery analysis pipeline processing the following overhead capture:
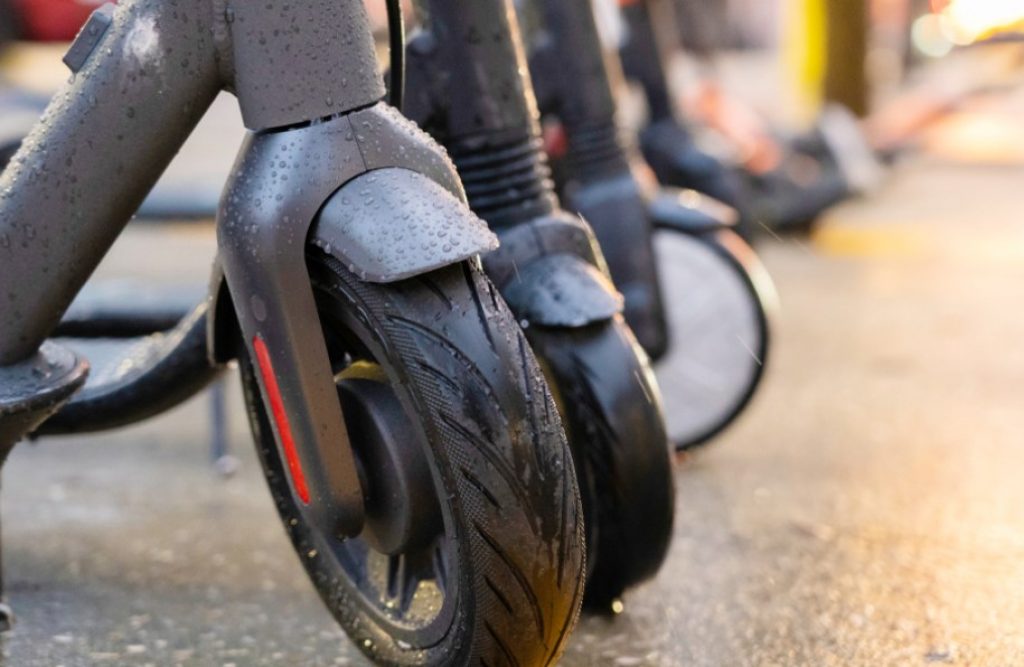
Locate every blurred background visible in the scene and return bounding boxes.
[2,0,1024,664]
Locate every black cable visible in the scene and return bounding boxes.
[385,0,406,111]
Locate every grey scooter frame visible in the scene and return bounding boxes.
[0,0,497,538]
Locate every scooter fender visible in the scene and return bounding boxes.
[501,254,622,328]
[484,213,623,328]
[310,167,497,283]
[647,187,739,236]
[210,103,497,539]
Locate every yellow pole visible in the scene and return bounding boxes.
[782,0,828,122]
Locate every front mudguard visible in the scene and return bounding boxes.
[212,102,496,538]
[501,255,621,329]
[310,168,496,282]
[647,187,738,236]
[483,212,622,328]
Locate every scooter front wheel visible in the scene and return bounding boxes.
[240,254,584,665]
[528,317,675,609]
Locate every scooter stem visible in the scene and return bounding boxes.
[418,0,557,228]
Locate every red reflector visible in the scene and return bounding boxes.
[252,336,311,505]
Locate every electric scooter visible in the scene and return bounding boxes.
[0,1,585,664]
[522,0,776,449]
[401,0,675,609]
[621,0,875,233]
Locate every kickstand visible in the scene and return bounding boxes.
[209,380,238,478]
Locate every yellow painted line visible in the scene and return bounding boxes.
[813,221,1024,264]
[812,223,926,259]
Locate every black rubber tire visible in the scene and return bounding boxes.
[528,316,674,609]
[240,255,585,666]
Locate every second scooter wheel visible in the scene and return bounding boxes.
[529,316,675,609]
[240,255,585,665]
[655,229,773,450]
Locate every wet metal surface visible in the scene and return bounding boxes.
[4,159,1024,665]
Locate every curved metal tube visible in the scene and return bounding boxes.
[40,304,219,435]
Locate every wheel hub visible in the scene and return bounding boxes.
[338,378,442,555]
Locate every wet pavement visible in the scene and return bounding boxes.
[3,151,1024,666]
